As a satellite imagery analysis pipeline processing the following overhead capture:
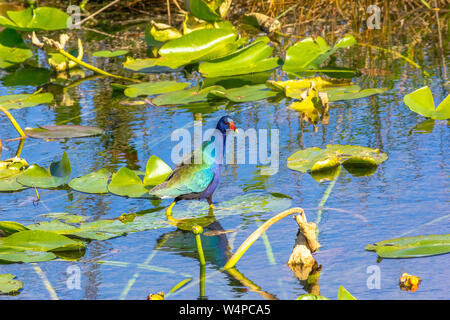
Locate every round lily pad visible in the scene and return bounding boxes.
[25,125,103,139]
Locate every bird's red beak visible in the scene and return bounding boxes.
[229,122,238,134]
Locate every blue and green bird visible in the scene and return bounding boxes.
[149,116,238,216]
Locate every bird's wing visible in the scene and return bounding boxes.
[149,163,215,198]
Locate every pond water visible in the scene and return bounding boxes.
[0,23,449,299]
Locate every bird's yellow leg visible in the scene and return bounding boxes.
[166,201,177,223]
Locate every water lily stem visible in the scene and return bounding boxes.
[223,208,305,270]
[57,49,141,83]
[194,233,206,266]
[0,106,26,138]
[316,168,341,228]
[358,42,429,76]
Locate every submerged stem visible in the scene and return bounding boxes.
[316,167,341,227]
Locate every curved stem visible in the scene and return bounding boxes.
[57,49,141,83]
[0,106,26,138]
[223,207,305,270]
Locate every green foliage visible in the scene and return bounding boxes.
[68,168,112,194]
[0,7,71,31]
[0,274,23,294]
[287,145,388,178]
[0,29,33,68]
[0,92,54,110]
[108,167,150,198]
[199,37,281,77]
[283,35,356,73]
[17,152,71,189]
[366,234,450,258]
[208,84,279,102]
[25,125,103,139]
[124,81,190,98]
[143,156,173,186]
[403,86,450,120]
[187,0,232,22]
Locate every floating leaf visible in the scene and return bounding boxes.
[124,81,190,98]
[365,234,450,258]
[208,84,279,102]
[108,167,150,198]
[159,27,240,66]
[0,230,85,252]
[199,37,280,78]
[17,152,71,188]
[0,221,29,236]
[403,86,450,120]
[152,85,224,106]
[324,86,387,102]
[0,92,54,110]
[337,286,357,300]
[1,67,51,87]
[283,35,356,73]
[0,274,23,294]
[0,7,71,31]
[68,168,112,194]
[0,158,29,192]
[267,77,351,96]
[25,125,103,139]
[92,50,128,58]
[287,145,388,175]
[0,28,33,68]
[143,156,172,186]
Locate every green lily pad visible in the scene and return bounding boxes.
[283,35,356,73]
[0,7,71,31]
[199,37,281,78]
[403,86,450,120]
[287,145,388,175]
[124,81,190,98]
[68,168,112,194]
[0,28,33,68]
[208,84,279,102]
[325,86,388,102]
[25,125,103,139]
[0,92,54,110]
[152,85,225,106]
[365,234,450,258]
[1,67,51,86]
[0,158,29,192]
[0,229,85,252]
[17,152,71,189]
[158,27,240,66]
[143,156,172,186]
[0,274,23,294]
[0,221,29,236]
[108,167,150,198]
[92,50,129,58]
[0,248,57,263]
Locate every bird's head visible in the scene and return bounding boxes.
[216,116,238,135]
